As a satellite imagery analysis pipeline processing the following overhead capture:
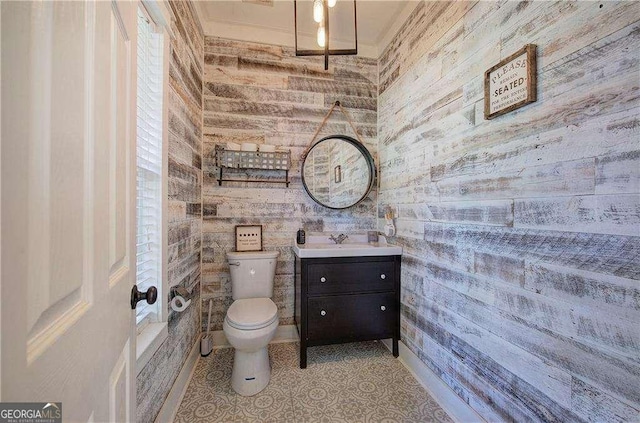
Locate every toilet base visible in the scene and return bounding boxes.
[231,347,271,396]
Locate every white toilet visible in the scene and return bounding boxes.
[223,250,280,396]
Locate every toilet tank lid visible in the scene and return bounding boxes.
[227,250,279,260]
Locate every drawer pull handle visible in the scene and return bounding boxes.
[320,310,327,316]
[380,305,386,311]
[320,277,327,283]
[380,274,386,279]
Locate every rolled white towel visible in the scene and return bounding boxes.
[259,144,276,152]
[241,142,258,152]
[226,142,241,150]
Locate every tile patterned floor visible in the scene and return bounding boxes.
[175,341,453,423]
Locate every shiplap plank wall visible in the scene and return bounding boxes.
[201,37,378,330]
[379,1,640,421]
[136,2,203,423]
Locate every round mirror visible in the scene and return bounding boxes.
[301,135,375,209]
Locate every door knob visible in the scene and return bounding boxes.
[320,277,326,282]
[320,310,327,316]
[131,285,158,309]
[380,305,386,311]
[380,274,386,279]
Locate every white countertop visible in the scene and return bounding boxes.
[292,234,403,258]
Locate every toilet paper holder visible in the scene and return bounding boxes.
[170,286,191,300]
[170,286,192,312]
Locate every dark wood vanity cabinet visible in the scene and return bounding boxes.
[294,255,401,368]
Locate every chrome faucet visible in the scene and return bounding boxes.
[329,234,349,244]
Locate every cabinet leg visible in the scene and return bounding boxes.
[393,337,399,357]
[300,344,307,369]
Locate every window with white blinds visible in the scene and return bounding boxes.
[136,6,164,329]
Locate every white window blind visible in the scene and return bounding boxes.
[136,7,163,329]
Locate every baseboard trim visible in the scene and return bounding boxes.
[154,339,200,423]
[381,339,484,423]
[211,324,299,349]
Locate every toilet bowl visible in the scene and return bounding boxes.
[224,298,279,396]
[223,250,280,396]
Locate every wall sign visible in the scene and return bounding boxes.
[235,225,263,252]
[484,44,537,120]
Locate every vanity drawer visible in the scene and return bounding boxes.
[307,292,396,341]
[307,260,394,295]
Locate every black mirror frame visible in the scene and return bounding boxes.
[301,135,375,210]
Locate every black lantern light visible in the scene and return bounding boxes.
[293,0,358,70]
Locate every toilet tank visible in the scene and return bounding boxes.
[226,250,280,300]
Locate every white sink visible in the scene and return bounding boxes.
[292,234,402,258]
[308,243,374,249]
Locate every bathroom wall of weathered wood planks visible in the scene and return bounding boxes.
[378,1,640,421]
[200,38,378,331]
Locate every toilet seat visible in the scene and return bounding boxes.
[226,298,278,330]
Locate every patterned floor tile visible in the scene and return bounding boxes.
[174,341,453,423]
[290,374,356,421]
[190,348,236,396]
[174,391,235,423]
[234,377,296,423]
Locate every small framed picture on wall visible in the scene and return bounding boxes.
[235,225,263,252]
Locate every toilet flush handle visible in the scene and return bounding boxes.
[228,261,240,266]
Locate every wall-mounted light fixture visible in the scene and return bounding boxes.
[294,0,358,70]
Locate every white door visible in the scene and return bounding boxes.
[1,1,141,421]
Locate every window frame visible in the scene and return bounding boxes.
[135,0,171,371]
